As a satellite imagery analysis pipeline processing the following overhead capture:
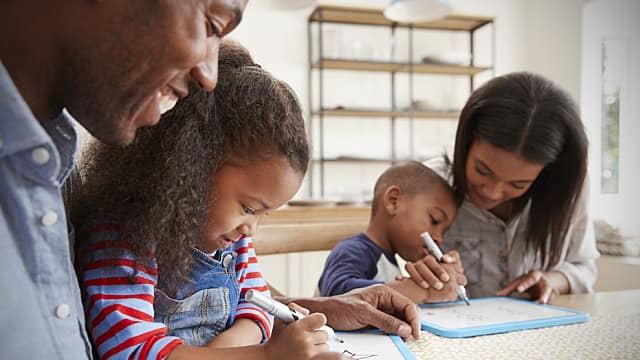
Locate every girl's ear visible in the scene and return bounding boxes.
[383,185,401,216]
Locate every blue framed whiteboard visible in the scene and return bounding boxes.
[330,329,416,359]
[420,296,589,338]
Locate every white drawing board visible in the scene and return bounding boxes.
[328,330,415,359]
[420,297,589,338]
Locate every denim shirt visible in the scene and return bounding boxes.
[0,63,92,359]
[154,248,240,346]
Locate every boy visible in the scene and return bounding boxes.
[317,161,466,303]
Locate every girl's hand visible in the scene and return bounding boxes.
[496,270,561,304]
[404,250,466,291]
[310,353,349,360]
[264,312,330,359]
[272,302,310,335]
[207,318,262,348]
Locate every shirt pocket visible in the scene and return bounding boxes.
[444,234,483,287]
[154,287,232,346]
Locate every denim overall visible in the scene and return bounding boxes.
[154,247,239,346]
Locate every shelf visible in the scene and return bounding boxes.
[308,5,494,197]
[309,6,493,31]
[313,108,459,119]
[311,59,490,75]
[313,157,394,163]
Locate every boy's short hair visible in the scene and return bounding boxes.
[371,161,454,215]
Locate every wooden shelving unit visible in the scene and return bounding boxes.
[308,6,493,31]
[313,108,459,120]
[308,6,494,196]
[311,59,490,75]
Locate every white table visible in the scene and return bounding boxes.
[407,290,640,359]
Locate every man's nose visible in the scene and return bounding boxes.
[190,39,220,92]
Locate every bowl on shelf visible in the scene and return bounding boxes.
[421,51,471,67]
[335,197,366,206]
[287,198,338,207]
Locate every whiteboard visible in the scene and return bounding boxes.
[420,297,589,338]
[328,331,415,359]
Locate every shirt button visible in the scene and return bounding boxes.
[41,211,58,226]
[222,254,234,268]
[32,147,51,165]
[55,304,71,319]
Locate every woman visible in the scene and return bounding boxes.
[416,72,598,304]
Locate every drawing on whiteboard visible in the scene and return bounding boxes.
[421,297,577,329]
[424,309,488,322]
[342,349,378,359]
[328,331,409,359]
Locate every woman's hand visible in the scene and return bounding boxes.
[264,312,330,359]
[404,250,466,291]
[496,270,569,304]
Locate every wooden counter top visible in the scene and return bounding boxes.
[254,206,371,256]
[259,205,371,224]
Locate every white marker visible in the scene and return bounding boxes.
[421,232,471,306]
[245,289,344,343]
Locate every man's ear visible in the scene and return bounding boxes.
[383,185,401,216]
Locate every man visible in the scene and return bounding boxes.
[0,1,419,359]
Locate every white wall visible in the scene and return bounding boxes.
[582,0,640,240]
[232,0,589,297]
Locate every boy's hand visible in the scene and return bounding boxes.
[404,250,466,290]
[264,312,330,359]
[389,266,463,304]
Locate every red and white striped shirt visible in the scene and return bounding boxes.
[80,223,273,360]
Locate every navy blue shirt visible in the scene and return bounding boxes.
[318,233,401,296]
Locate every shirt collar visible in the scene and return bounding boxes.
[0,62,78,183]
[0,62,55,158]
[462,196,529,227]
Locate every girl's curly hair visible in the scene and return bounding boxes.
[71,41,309,294]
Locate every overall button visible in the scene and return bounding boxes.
[55,304,71,319]
[41,211,58,226]
[222,254,234,268]
[32,147,51,165]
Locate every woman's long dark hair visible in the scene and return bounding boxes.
[71,41,309,293]
[452,72,588,269]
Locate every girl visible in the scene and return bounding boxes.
[413,72,598,304]
[71,41,329,359]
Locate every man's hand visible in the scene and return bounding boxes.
[277,284,421,340]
